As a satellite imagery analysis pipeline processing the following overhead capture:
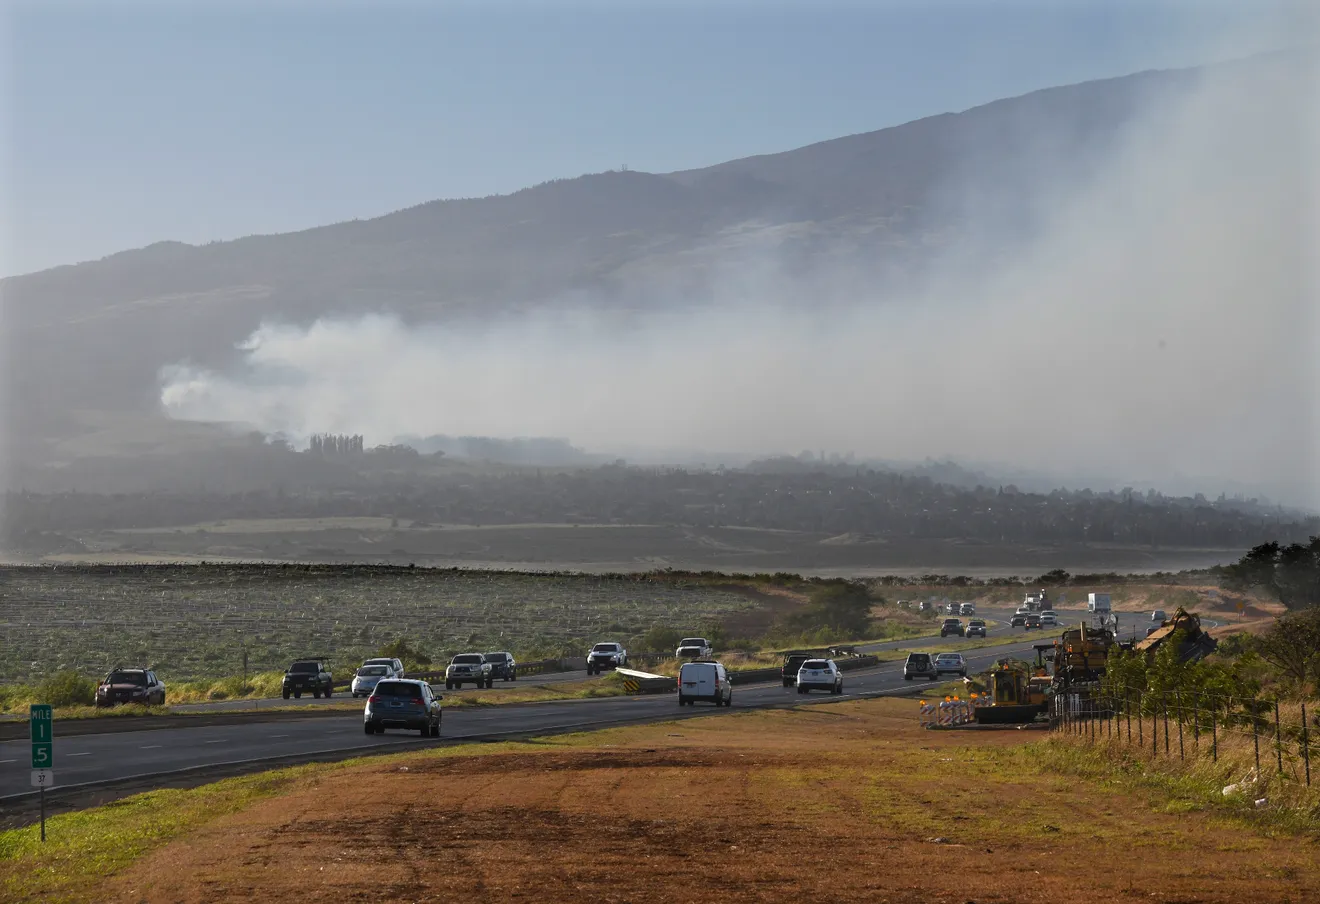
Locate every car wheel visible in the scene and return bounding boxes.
[431,722,441,738]
[282,690,290,700]
[798,687,807,695]
[678,694,685,706]
[364,722,374,735]
[904,675,913,681]
[312,688,321,699]
[726,695,733,707]
[324,686,332,698]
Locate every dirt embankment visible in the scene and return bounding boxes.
[100,699,1318,904]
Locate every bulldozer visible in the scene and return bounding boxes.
[973,657,1050,724]
[1133,607,1218,661]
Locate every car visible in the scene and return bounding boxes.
[95,667,166,707]
[363,678,442,737]
[965,618,988,638]
[445,653,492,688]
[940,618,965,638]
[675,637,713,659]
[903,652,938,680]
[797,658,843,694]
[1024,614,1042,630]
[361,657,405,678]
[483,651,518,681]
[677,660,732,706]
[1015,605,1031,616]
[1039,612,1058,627]
[781,651,815,686]
[897,600,910,609]
[959,603,976,616]
[918,601,932,612]
[934,652,968,677]
[282,660,333,699]
[351,664,392,697]
[1151,610,1168,623]
[1010,613,1027,627]
[586,642,627,674]
[945,602,959,615]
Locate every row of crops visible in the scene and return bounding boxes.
[0,565,756,682]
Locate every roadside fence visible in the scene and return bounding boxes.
[1052,682,1318,788]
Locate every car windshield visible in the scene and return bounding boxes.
[290,662,319,673]
[802,660,829,669]
[357,666,388,676]
[484,653,509,662]
[374,681,420,697]
[679,638,705,646]
[592,644,619,652]
[936,655,961,663]
[452,654,483,664]
[107,671,147,685]
[969,620,985,626]
[943,619,959,624]
[364,659,393,667]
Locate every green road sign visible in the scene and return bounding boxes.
[30,704,53,770]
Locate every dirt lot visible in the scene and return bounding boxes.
[96,699,1318,904]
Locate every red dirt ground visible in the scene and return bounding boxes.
[104,699,1318,904]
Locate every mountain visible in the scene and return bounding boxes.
[0,54,1284,477]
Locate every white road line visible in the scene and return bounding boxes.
[270,734,288,738]
[0,759,14,765]
[205,739,226,744]
[140,745,162,750]
[67,752,91,757]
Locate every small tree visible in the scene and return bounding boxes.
[1251,607,1320,693]
[1220,537,1320,611]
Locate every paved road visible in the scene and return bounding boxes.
[1,637,1049,800]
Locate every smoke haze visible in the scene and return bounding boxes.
[160,50,1320,507]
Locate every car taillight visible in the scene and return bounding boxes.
[368,695,380,704]
[411,697,424,705]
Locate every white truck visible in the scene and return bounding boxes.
[1088,593,1112,613]
[675,637,713,659]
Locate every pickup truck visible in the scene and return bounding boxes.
[282,660,333,699]
[446,653,492,689]
[586,642,627,674]
[675,637,713,659]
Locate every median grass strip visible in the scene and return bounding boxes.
[6,697,1316,903]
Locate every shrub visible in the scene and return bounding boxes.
[36,671,96,707]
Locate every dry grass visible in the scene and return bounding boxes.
[6,697,1316,903]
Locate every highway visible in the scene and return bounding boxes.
[1,635,1050,801]
[4,602,1197,802]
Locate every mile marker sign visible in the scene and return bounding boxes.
[30,704,53,774]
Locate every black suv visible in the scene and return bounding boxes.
[940,618,965,638]
[95,667,166,707]
[781,651,815,687]
[282,660,333,699]
[483,652,518,681]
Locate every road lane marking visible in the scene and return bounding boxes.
[0,759,13,765]
[270,734,288,738]
[67,752,91,757]
[205,739,226,744]
[140,745,162,750]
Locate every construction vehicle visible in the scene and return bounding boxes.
[1049,622,1119,719]
[973,657,1050,724]
[1133,607,1217,661]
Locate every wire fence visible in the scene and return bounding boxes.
[1051,682,1317,787]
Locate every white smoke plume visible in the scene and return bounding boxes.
[161,50,1320,506]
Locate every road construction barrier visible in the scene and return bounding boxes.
[615,667,677,695]
[918,700,937,727]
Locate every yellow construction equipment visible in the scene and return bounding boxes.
[1133,607,1218,661]
[973,657,1049,724]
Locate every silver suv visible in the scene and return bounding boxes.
[445,653,492,689]
[363,679,442,737]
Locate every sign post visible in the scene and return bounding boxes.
[30,704,53,842]
[1236,600,1245,623]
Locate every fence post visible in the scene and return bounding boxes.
[1274,699,1283,776]
[1192,692,1200,750]
[1211,698,1218,763]
[1301,702,1311,787]
[1163,694,1170,756]
[1125,688,1132,744]
[1253,701,1261,773]
[1176,692,1185,761]
[1137,689,1143,746]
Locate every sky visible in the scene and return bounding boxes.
[0,0,1308,277]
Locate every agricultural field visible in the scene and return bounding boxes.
[0,564,761,683]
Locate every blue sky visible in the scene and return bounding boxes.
[0,0,1305,276]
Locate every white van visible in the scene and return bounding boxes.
[677,660,732,707]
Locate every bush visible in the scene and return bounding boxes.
[36,671,96,707]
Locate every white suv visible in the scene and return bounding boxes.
[796,658,843,695]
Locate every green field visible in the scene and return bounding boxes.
[0,564,757,683]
